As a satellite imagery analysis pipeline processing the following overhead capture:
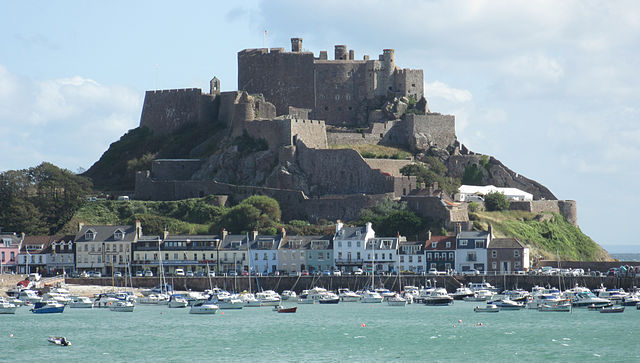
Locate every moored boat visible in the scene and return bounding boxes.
[69,296,93,308]
[48,336,71,346]
[0,301,18,314]
[109,301,135,312]
[167,295,189,308]
[274,305,297,313]
[537,301,571,312]
[338,288,360,302]
[387,294,407,307]
[281,290,297,301]
[359,290,383,303]
[423,288,453,306]
[600,306,625,313]
[474,304,499,313]
[189,301,219,314]
[491,298,524,310]
[31,301,65,314]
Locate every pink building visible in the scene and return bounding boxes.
[0,233,23,273]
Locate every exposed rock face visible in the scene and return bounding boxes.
[194,145,277,186]
[446,154,556,200]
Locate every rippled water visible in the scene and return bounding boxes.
[2,301,640,362]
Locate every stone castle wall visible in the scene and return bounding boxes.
[135,171,389,222]
[405,113,456,151]
[151,159,201,180]
[296,144,395,196]
[238,48,316,117]
[139,88,217,136]
[403,195,471,230]
[233,118,328,151]
[509,200,578,226]
[363,159,413,177]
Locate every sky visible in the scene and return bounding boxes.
[1,1,639,252]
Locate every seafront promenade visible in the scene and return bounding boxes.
[64,273,640,293]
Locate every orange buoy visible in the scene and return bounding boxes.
[361,323,366,327]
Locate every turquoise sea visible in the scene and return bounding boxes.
[2,301,639,362]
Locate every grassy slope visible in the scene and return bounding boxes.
[329,144,412,159]
[471,210,611,261]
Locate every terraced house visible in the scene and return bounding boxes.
[75,222,142,275]
[398,240,425,273]
[425,234,456,273]
[250,231,283,275]
[333,222,375,273]
[0,232,22,273]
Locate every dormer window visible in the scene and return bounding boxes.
[114,230,125,240]
[431,242,437,248]
[446,242,451,248]
[85,230,96,240]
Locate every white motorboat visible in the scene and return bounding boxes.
[387,294,407,306]
[69,296,93,308]
[474,304,499,313]
[621,294,640,306]
[375,288,396,302]
[525,291,564,309]
[0,301,18,314]
[468,282,498,293]
[338,288,360,302]
[239,293,261,307]
[451,286,474,300]
[565,290,611,308]
[18,290,42,304]
[402,286,419,302]
[423,288,453,306]
[297,291,316,304]
[184,291,209,306]
[359,290,383,303]
[491,298,525,310]
[215,296,244,309]
[598,288,628,303]
[463,289,495,302]
[109,301,135,312]
[190,301,219,314]
[281,290,297,301]
[48,336,71,346]
[256,290,281,306]
[600,306,625,313]
[318,292,340,304]
[167,295,189,308]
[538,301,571,312]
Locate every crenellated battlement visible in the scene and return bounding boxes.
[145,88,202,95]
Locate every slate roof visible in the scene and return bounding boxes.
[457,231,490,239]
[75,225,137,243]
[334,226,367,240]
[251,235,283,250]
[219,235,250,251]
[424,236,456,251]
[283,235,333,250]
[21,235,58,253]
[489,237,526,249]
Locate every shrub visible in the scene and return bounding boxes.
[484,192,510,211]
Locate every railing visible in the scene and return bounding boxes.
[334,259,364,265]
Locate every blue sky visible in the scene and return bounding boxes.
[1,1,639,252]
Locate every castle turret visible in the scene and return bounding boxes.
[335,45,347,60]
[382,49,395,75]
[210,77,220,95]
[291,37,303,52]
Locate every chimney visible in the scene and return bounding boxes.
[291,37,303,52]
[488,223,493,239]
[251,230,258,241]
[365,222,373,235]
[135,220,142,238]
[335,220,344,234]
[427,230,432,241]
[163,227,169,240]
[335,45,347,60]
[280,227,286,239]
[221,228,228,240]
[456,223,462,235]
[78,222,85,233]
[348,49,354,60]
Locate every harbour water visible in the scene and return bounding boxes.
[2,301,640,362]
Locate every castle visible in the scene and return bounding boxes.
[134,38,576,228]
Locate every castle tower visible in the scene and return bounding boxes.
[382,49,395,75]
[210,77,220,95]
[291,38,303,52]
[335,45,347,60]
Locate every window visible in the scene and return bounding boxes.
[491,250,497,258]
[418,256,422,262]
[449,252,454,260]
[430,263,436,268]
[426,253,432,260]
[91,245,95,252]
[400,256,405,262]
[460,240,468,246]
[347,241,352,247]
[84,244,88,251]
[174,253,178,260]
[85,231,95,240]
[367,253,371,260]
[375,253,378,260]
[408,256,413,263]
[338,241,342,248]
[476,241,484,248]
[431,242,437,248]
[445,263,451,270]
[119,255,123,263]
[327,252,330,259]
[263,253,268,260]
[514,250,520,258]
[255,253,259,260]
[492,262,497,269]
[273,253,276,260]
[467,252,477,262]
[9,252,14,261]
[356,252,361,259]
[514,262,521,269]
[97,256,101,263]
[135,253,140,261]
[338,252,342,260]
[120,244,123,252]
[1,251,5,261]
[318,252,323,260]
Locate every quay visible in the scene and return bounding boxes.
[65,273,640,293]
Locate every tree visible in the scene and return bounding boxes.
[484,192,510,211]
[374,210,423,237]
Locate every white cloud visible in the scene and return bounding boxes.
[0,65,142,172]
[425,81,472,103]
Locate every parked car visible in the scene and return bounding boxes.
[114,271,122,278]
[300,270,309,276]
[241,271,249,276]
[322,270,331,276]
[462,269,480,276]
[353,268,363,275]
[174,269,185,276]
[195,271,205,277]
[208,271,216,277]
[135,271,143,277]
[92,271,102,278]
[186,271,194,277]
[227,271,238,276]
[143,270,153,277]
[332,270,342,276]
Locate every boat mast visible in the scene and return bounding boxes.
[371,238,375,289]
[246,233,252,293]
[157,237,165,295]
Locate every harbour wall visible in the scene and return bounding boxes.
[65,274,640,294]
